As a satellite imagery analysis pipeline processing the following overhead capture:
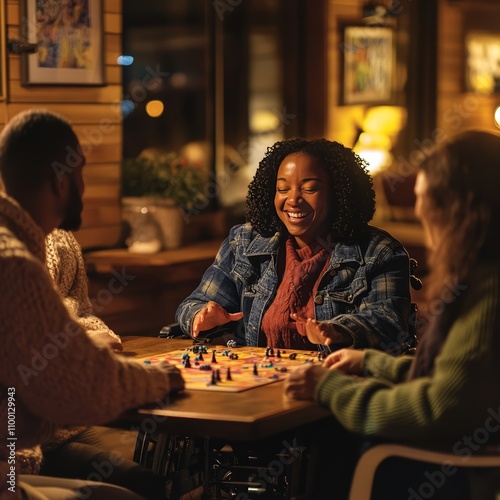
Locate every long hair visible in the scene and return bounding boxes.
[409,130,500,379]
[245,138,375,241]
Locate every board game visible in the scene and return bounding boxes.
[139,345,323,392]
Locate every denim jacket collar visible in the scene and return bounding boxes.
[243,230,365,266]
[244,231,282,257]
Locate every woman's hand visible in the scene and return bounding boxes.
[290,313,353,347]
[284,364,328,400]
[192,301,244,337]
[323,348,366,375]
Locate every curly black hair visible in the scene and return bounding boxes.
[245,138,375,241]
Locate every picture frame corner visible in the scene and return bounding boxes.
[20,0,105,87]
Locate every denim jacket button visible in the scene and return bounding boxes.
[347,294,353,302]
[314,295,324,305]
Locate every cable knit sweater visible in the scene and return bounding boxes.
[15,230,123,475]
[0,193,177,499]
[315,261,500,446]
[45,229,121,347]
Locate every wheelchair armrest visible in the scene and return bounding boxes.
[158,321,242,345]
[158,322,190,339]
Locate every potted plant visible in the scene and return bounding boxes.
[122,149,206,250]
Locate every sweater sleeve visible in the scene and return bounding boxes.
[45,229,121,344]
[1,256,175,427]
[176,226,242,335]
[363,349,414,383]
[314,264,500,444]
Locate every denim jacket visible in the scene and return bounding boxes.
[176,223,411,351]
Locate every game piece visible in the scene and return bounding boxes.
[192,346,200,354]
[211,350,217,363]
[196,352,204,361]
[265,347,271,357]
[210,371,217,385]
[269,347,274,356]
[140,347,321,392]
[227,339,237,348]
[143,360,151,364]
[317,351,326,361]
[226,367,232,381]
[276,349,281,358]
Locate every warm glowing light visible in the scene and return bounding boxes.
[494,106,500,129]
[145,100,164,118]
[355,148,392,174]
[250,110,280,133]
[363,106,407,135]
[354,133,393,174]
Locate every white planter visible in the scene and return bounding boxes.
[122,197,163,253]
[154,199,186,249]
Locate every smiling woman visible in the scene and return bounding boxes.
[175,137,413,353]
[274,152,332,248]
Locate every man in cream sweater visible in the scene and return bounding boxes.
[0,109,184,499]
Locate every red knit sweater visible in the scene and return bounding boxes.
[261,237,330,349]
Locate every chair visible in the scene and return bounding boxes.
[133,430,203,498]
[348,443,500,500]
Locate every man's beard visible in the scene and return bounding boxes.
[59,180,83,231]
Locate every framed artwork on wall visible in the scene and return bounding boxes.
[21,0,105,86]
[340,25,394,105]
[465,31,500,95]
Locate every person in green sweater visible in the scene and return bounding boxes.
[285,130,500,498]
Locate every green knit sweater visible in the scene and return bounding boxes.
[315,261,500,446]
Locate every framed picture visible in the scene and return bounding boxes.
[465,31,500,94]
[21,0,105,86]
[341,26,394,105]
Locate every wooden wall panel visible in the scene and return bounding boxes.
[2,0,123,249]
[326,0,367,147]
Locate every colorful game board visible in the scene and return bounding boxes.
[140,346,323,392]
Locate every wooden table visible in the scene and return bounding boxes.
[119,336,333,498]
[119,336,331,441]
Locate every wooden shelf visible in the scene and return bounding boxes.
[84,239,225,336]
[84,239,224,273]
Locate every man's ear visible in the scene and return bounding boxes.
[49,172,69,199]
